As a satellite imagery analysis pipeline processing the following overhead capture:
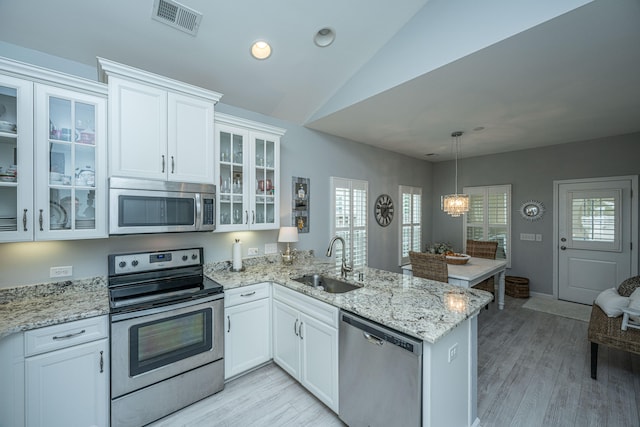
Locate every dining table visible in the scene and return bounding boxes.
[402,256,508,309]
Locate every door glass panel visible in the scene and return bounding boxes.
[0,187,18,232]
[46,95,98,232]
[0,85,19,233]
[50,188,72,230]
[130,308,212,376]
[265,139,274,168]
[219,131,231,163]
[569,190,620,251]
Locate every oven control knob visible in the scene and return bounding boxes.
[191,254,197,260]
[118,261,126,268]
[182,255,188,261]
[131,260,139,267]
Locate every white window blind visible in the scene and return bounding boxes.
[399,185,422,265]
[330,177,368,269]
[463,184,511,267]
[569,189,621,251]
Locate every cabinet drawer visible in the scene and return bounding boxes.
[24,315,108,357]
[225,282,270,308]
[273,284,338,328]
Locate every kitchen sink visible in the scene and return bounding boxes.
[293,274,361,293]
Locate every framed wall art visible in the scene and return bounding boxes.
[292,176,309,233]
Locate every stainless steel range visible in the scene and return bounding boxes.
[108,247,224,427]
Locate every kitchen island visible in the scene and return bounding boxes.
[206,255,492,427]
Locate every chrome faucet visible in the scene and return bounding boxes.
[326,236,353,279]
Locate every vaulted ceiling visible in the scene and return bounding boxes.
[1,0,638,161]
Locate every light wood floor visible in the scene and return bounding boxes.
[149,296,640,427]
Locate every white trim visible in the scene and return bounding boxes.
[215,112,286,136]
[552,175,638,300]
[0,55,106,95]
[97,57,222,102]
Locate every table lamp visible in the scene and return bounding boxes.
[278,226,299,264]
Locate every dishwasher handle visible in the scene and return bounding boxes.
[363,332,384,346]
[341,311,422,356]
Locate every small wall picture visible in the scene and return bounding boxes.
[292,176,310,233]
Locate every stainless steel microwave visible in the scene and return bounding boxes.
[109,177,215,235]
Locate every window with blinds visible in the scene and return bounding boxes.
[463,184,511,267]
[399,185,422,265]
[330,177,368,269]
[569,189,621,251]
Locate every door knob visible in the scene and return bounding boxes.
[560,246,567,250]
[561,237,567,242]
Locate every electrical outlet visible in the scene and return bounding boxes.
[264,243,278,254]
[448,343,458,363]
[50,266,73,278]
[520,233,536,241]
[248,247,259,256]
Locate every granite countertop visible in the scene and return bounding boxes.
[0,277,109,339]
[206,254,493,344]
[0,254,492,344]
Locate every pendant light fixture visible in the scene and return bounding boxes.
[441,131,469,217]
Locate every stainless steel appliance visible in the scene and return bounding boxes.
[109,177,216,235]
[339,311,423,427]
[108,247,224,427]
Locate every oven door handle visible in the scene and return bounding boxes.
[111,293,223,322]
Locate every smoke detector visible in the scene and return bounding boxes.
[152,0,202,36]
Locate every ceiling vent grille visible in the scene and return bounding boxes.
[152,0,202,36]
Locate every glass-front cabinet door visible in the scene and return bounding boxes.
[0,75,34,242]
[251,132,279,230]
[215,113,284,232]
[35,84,107,240]
[216,124,248,231]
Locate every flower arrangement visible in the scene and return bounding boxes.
[425,242,453,254]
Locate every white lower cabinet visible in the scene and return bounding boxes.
[24,316,109,427]
[224,282,272,380]
[272,284,339,413]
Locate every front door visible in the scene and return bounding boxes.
[556,176,637,304]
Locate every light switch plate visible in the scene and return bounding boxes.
[248,247,259,256]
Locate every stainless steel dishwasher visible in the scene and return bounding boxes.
[339,310,422,427]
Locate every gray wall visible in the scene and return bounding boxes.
[431,132,640,296]
[0,46,432,287]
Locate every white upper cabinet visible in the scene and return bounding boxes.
[0,57,107,242]
[215,113,285,232]
[98,58,221,184]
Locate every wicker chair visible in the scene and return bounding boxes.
[466,240,498,295]
[588,276,640,379]
[409,251,448,283]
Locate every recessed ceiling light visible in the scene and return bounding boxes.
[251,40,272,60]
[314,27,335,47]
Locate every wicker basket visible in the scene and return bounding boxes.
[505,276,529,298]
